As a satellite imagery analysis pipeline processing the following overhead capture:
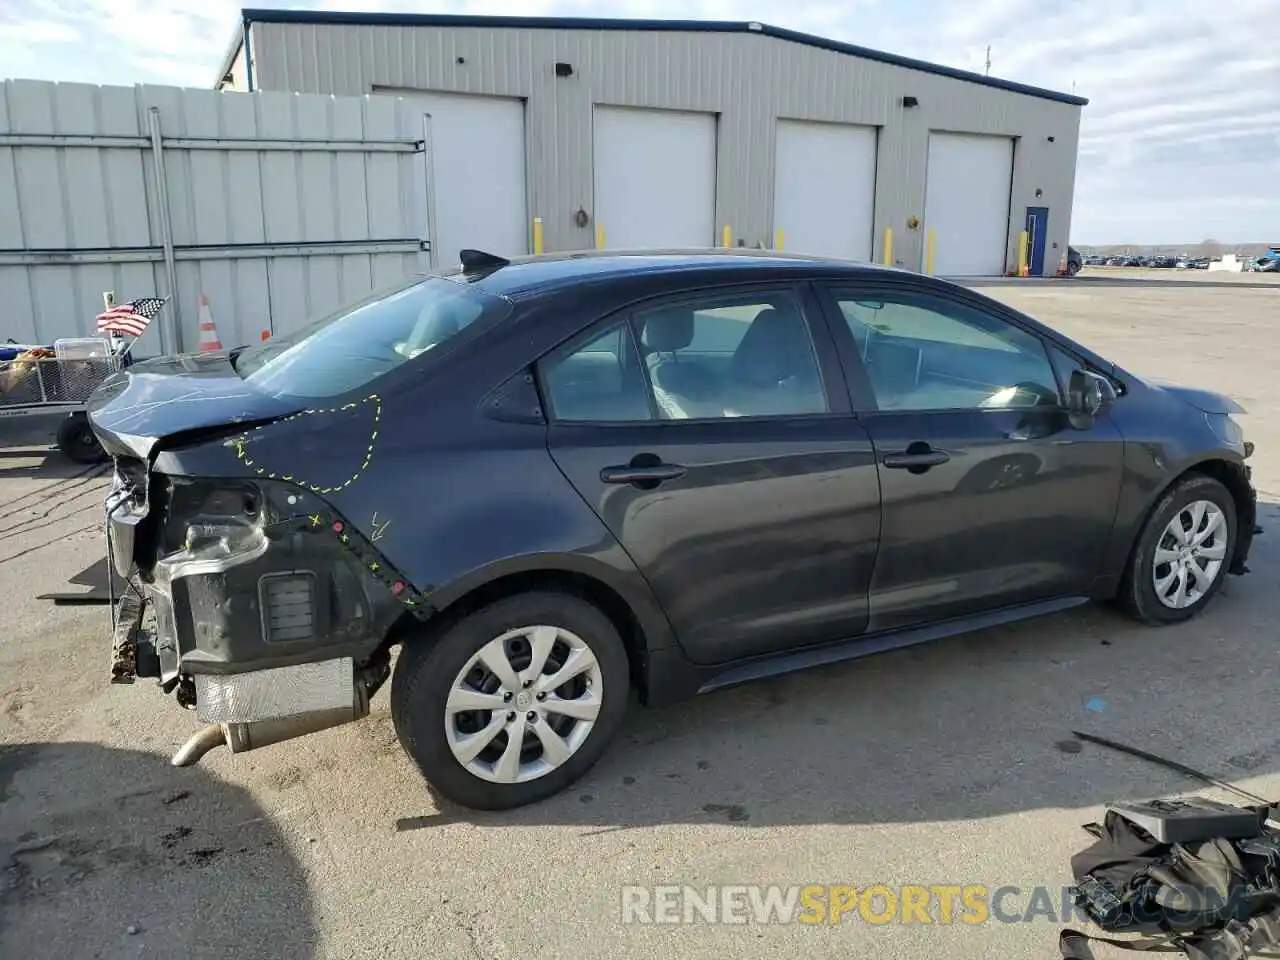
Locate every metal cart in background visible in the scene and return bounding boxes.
[0,294,163,463]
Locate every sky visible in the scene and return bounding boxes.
[1,0,1277,245]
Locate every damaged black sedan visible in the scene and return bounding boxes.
[89,250,1258,810]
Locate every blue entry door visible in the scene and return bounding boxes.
[1025,206,1049,275]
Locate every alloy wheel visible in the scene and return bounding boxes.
[1151,499,1229,610]
[444,625,604,784]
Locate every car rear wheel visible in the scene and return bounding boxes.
[1118,475,1236,624]
[390,590,628,810]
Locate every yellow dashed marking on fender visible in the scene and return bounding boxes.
[232,394,382,495]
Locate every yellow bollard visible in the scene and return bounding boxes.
[883,227,894,266]
[532,217,544,256]
[595,224,606,251]
[774,227,785,251]
[925,228,937,275]
[1017,230,1029,277]
[722,225,732,248]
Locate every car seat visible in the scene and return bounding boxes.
[641,309,724,419]
[724,306,826,416]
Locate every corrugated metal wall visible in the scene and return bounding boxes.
[0,79,425,353]
[250,22,1082,274]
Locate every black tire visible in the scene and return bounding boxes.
[1067,260,1081,277]
[390,590,629,810]
[1117,474,1236,624]
[56,414,108,464]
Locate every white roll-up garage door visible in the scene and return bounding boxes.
[924,133,1014,276]
[773,120,877,261]
[593,106,716,249]
[394,90,528,267]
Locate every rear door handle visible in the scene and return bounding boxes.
[600,463,687,485]
[882,445,951,471]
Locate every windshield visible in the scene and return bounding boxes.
[231,276,512,399]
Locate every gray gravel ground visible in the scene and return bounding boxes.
[1,280,1277,959]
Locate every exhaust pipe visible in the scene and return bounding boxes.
[169,656,377,767]
[171,705,367,767]
[172,723,227,766]
[225,706,362,753]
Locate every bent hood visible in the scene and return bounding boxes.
[86,352,304,460]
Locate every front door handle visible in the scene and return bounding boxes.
[600,462,687,485]
[882,443,951,472]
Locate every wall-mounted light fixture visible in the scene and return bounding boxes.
[902,96,919,108]
[1047,135,1056,142]
[555,62,574,77]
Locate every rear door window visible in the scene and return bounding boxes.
[631,290,829,420]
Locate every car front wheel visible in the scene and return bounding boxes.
[390,590,628,810]
[1119,474,1236,624]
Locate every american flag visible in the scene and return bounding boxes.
[95,297,167,338]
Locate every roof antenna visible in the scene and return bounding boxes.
[458,249,511,273]
[984,45,992,76]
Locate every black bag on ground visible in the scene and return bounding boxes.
[1061,808,1280,958]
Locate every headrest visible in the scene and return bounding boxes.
[731,306,813,383]
[641,310,694,353]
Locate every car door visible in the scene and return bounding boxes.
[815,279,1125,633]
[540,282,881,666]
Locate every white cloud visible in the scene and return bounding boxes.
[0,0,1275,242]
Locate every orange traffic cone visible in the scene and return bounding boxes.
[197,294,223,352]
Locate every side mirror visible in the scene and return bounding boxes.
[1067,369,1114,428]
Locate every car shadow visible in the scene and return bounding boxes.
[0,742,317,959]
[0,413,97,479]
[394,497,1280,832]
[0,447,96,481]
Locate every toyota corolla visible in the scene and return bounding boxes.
[88,250,1257,810]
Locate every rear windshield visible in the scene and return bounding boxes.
[231,276,512,399]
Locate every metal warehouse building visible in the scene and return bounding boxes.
[218,9,1087,277]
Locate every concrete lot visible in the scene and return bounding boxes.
[2,279,1278,959]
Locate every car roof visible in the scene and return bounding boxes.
[446,249,906,298]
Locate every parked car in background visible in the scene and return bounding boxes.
[88,249,1259,810]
